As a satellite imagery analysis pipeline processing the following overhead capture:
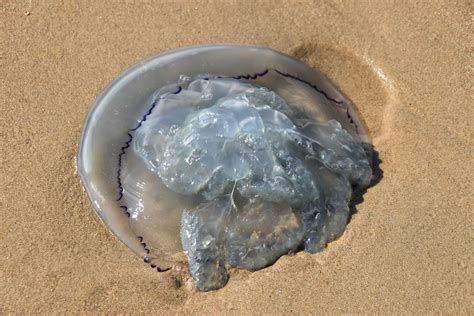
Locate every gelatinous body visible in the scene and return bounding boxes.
[129,78,371,290]
[77,45,373,292]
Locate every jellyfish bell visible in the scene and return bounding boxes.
[77,45,373,291]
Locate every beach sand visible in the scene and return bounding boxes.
[1,1,471,313]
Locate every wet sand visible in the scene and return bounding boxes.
[1,1,471,313]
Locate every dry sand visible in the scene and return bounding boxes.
[1,0,471,314]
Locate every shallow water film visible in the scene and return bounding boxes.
[128,77,372,291]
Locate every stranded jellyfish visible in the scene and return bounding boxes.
[78,45,373,291]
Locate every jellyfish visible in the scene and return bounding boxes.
[77,45,373,291]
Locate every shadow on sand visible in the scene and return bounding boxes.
[348,146,384,223]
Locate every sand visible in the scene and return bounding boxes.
[1,0,471,313]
